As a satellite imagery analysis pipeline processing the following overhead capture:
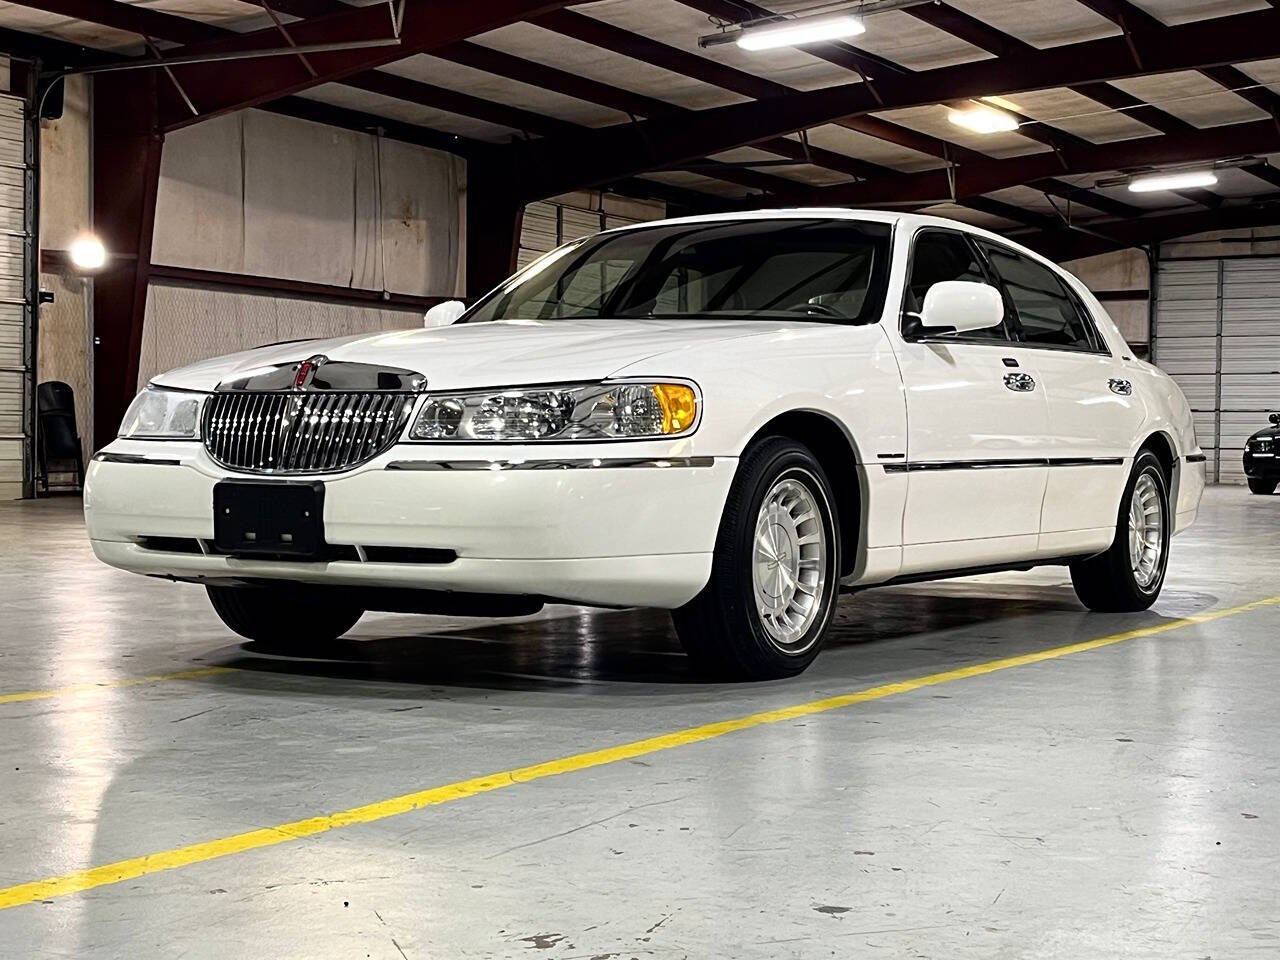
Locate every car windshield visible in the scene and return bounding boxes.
[462,218,893,325]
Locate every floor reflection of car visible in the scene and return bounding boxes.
[1244,413,1280,495]
[85,211,1206,680]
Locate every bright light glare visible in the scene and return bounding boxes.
[948,105,1020,134]
[1128,170,1219,193]
[736,13,865,51]
[68,234,107,271]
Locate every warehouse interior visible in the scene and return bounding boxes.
[2,0,1280,956]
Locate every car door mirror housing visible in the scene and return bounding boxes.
[917,281,1005,335]
[1270,413,1280,426]
[424,300,467,328]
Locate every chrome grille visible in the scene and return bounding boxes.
[203,392,415,474]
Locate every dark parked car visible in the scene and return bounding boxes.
[1244,413,1280,495]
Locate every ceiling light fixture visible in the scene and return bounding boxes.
[947,104,1020,134]
[1127,170,1219,192]
[735,12,866,50]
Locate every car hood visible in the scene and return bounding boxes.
[1249,425,1279,443]
[151,317,794,392]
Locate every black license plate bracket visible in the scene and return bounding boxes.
[213,481,326,558]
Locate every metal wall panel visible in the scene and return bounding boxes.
[0,93,27,500]
[1155,255,1280,484]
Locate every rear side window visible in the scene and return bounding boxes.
[976,241,1103,352]
[903,230,1012,342]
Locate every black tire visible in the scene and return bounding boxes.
[1070,450,1171,612]
[206,584,364,649]
[672,436,841,680]
[1248,478,1277,495]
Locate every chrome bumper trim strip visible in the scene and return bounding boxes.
[92,452,183,467]
[385,456,716,472]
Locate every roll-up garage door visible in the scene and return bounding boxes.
[1153,260,1220,478]
[1154,256,1280,484]
[0,93,28,500]
[1220,259,1280,483]
[516,196,667,272]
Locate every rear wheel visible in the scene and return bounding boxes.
[1070,450,1170,612]
[206,584,364,650]
[1248,478,1277,495]
[672,436,841,680]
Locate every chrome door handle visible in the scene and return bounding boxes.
[1109,378,1133,396]
[1004,372,1036,392]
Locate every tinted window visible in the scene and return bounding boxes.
[465,219,892,325]
[903,230,1010,342]
[977,242,1102,351]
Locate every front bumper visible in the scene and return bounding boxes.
[85,439,737,609]
[1244,452,1278,480]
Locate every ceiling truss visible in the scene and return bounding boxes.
[4,0,1280,259]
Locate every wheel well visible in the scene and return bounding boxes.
[1139,431,1179,506]
[749,411,862,578]
[1139,432,1176,481]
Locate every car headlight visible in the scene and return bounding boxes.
[409,381,699,442]
[118,386,204,439]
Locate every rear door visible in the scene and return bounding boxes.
[974,240,1140,556]
[891,228,1050,573]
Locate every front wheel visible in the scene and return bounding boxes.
[1070,450,1171,612]
[1248,478,1277,495]
[206,584,364,650]
[672,436,841,680]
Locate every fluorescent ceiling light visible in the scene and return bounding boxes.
[980,95,1021,112]
[736,13,865,51]
[947,104,1019,134]
[1128,170,1219,192]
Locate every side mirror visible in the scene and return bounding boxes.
[918,281,1004,335]
[1270,413,1280,426]
[424,300,466,328]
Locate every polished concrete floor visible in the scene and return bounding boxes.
[1,486,1278,958]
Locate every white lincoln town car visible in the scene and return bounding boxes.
[86,210,1205,679]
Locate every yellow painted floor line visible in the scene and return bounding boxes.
[2,593,1277,912]
[0,666,234,706]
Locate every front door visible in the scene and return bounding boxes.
[892,228,1050,574]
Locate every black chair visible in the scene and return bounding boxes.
[37,381,85,493]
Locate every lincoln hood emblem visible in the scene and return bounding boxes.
[292,355,328,390]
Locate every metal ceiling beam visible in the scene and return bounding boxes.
[767,118,1280,208]
[341,69,581,139]
[902,1,1196,136]
[6,0,804,195]
[263,95,496,158]
[1073,0,1280,122]
[533,7,894,176]
[1243,162,1280,191]
[515,6,1280,201]
[436,41,880,181]
[531,5,1112,228]
[1025,195,1280,261]
[140,0,580,131]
